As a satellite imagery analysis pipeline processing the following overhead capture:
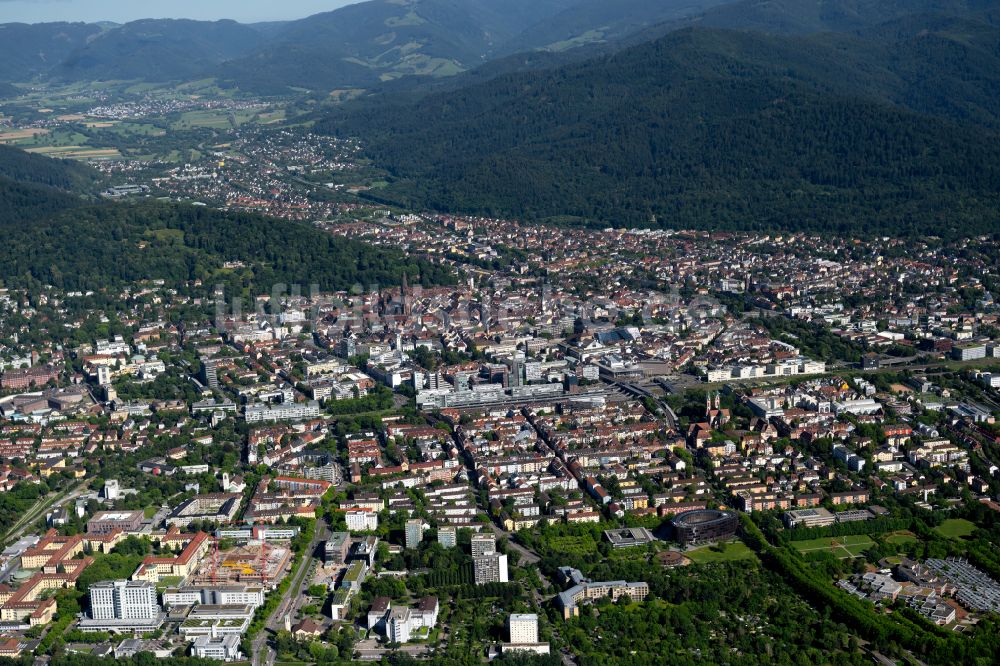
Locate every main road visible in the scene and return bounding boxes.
[251,516,328,666]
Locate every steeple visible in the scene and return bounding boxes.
[401,273,410,315]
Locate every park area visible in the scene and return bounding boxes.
[687,541,758,564]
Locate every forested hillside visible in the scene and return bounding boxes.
[318,24,1000,236]
[215,0,581,92]
[495,0,732,55]
[690,0,1000,35]
[2,0,997,92]
[0,145,450,293]
[0,178,83,228]
[0,145,100,227]
[0,145,100,190]
[0,22,105,81]
[0,203,454,293]
[56,19,268,82]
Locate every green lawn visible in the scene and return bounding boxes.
[935,518,976,539]
[687,541,758,564]
[843,541,875,557]
[546,535,599,557]
[791,534,875,559]
[608,544,658,561]
[156,575,183,592]
[171,108,260,130]
[885,531,918,546]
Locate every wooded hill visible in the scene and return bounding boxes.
[318,19,1000,237]
[0,202,453,293]
[0,145,450,293]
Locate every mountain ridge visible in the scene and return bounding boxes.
[54,19,269,82]
[315,22,1000,237]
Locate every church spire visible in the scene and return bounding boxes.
[401,272,411,316]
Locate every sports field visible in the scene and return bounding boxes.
[935,518,976,539]
[791,534,874,558]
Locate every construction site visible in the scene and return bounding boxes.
[189,540,292,589]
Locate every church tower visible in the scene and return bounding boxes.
[401,273,410,315]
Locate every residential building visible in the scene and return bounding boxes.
[474,552,509,585]
[502,611,550,655]
[405,519,424,549]
[244,401,321,423]
[556,577,649,619]
[471,533,496,558]
[508,613,539,644]
[437,526,457,548]
[345,509,378,532]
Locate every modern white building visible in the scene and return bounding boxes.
[162,585,265,609]
[832,444,866,472]
[244,400,321,423]
[953,344,987,361]
[179,604,255,638]
[346,509,378,532]
[707,358,826,383]
[80,580,164,633]
[979,372,1000,388]
[378,597,439,643]
[508,614,539,644]
[191,634,242,661]
[388,607,412,643]
[832,399,882,416]
[90,580,158,620]
[103,479,121,500]
[502,612,550,655]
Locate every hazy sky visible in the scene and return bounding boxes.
[0,0,361,24]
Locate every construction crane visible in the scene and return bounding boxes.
[256,524,270,588]
[209,519,237,585]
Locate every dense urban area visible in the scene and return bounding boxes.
[1,1,1000,666]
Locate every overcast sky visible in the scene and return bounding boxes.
[0,0,361,24]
